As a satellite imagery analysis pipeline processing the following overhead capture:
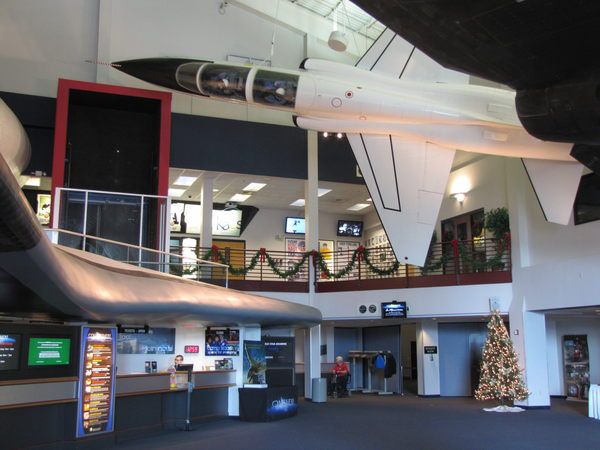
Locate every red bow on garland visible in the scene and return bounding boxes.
[451,239,459,257]
[357,245,365,262]
[210,244,219,262]
[259,247,266,263]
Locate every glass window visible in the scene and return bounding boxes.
[252,70,298,108]
[199,64,250,101]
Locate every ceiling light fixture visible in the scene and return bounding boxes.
[366,198,372,202]
[229,193,251,202]
[243,182,267,192]
[452,192,467,203]
[347,203,370,211]
[290,199,305,207]
[323,132,329,138]
[318,188,332,197]
[174,175,198,186]
[24,176,41,187]
[337,132,343,139]
[168,188,186,197]
[328,2,348,52]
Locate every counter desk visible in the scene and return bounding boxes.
[0,370,236,448]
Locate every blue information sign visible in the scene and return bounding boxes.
[76,327,117,438]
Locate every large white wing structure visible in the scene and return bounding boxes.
[522,158,584,225]
[347,134,454,266]
[346,29,463,266]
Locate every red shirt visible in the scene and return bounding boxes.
[332,361,349,376]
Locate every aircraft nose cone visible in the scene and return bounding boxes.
[112,57,205,93]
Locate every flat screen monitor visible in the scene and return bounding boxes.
[176,363,194,372]
[27,337,71,366]
[337,220,363,237]
[381,301,407,319]
[0,334,21,371]
[285,217,305,234]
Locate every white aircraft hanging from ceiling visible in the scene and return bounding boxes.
[113,28,583,267]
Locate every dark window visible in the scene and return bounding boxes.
[252,70,298,108]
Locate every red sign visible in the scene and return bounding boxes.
[184,345,199,354]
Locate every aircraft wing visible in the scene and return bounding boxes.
[522,158,584,225]
[356,28,468,83]
[347,133,455,266]
[0,99,321,326]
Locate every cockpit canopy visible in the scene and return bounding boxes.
[190,63,299,108]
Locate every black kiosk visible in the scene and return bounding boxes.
[238,337,298,422]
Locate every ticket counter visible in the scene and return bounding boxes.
[0,370,235,449]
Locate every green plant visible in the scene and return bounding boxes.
[485,207,510,238]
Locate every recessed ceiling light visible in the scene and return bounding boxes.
[168,188,186,197]
[290,199,305,207]
[213,188,219,192]
[229,193,251,202]
[24,176,41,187]
[318,188,332,197]
[366,198,372,202]
[243,182,267,192]
[174,175,197,186]
[347,203,370,211]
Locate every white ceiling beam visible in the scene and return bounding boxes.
[228,0,372,58]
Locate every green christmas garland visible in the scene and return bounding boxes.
[182,239,507,280]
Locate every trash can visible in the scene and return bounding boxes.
[311,377,327,403]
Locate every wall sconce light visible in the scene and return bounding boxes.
[452,192,466,203]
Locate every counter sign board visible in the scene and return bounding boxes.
[76,327,116,438]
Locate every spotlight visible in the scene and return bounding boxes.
[323,132,329,138]
[337,132,343,139]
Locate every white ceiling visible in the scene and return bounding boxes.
[168,150,483,214]
[169,168,372,215]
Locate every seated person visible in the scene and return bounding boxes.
[331,355,350,397]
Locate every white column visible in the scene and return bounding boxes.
[510,302,550,407]
[416,321,440,396]
[304,130,321,399]
[199,177,214,249]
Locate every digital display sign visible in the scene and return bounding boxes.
[381,301,407,319]
[28,337,71,366]
[263,337,295,368]
[184,345,200,354]
[206,329,240,356]
[76,327,116,438]
[0,334,20,371]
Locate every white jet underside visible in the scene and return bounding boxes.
[300,28,583,266]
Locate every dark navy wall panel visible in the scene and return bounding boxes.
[0,91,56,175]
[363,325,401,393]
[2,91,365,184]
[439,323,487,396]
[171,113,308,179]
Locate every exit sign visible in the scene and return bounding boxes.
[184,345,200,354]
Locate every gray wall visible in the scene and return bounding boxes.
[439,323,487,396]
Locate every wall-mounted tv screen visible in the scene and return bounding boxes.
[285,217,305,234]
[381,302,407,319]
[0,334,21,371]
[28,337,71,366]
[337,220,363,237]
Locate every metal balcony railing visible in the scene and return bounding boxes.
[45,229,229,286]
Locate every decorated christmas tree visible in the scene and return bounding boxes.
[475,310,529,411]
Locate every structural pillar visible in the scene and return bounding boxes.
[199,177,214,249]
[416,321,440,396]
[510,300,550,407]
[304,130,321,399]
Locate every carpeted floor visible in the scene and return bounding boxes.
[112,394,599,450]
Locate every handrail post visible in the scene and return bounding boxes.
[82,191,89,252]
[138,195,144,268]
